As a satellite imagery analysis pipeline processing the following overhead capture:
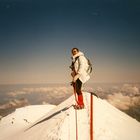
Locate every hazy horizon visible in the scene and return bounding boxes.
[0,0,140,84]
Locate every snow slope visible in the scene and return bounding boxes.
[0,105,56,140]
[0,92,140,140]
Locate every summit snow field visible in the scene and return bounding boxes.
[0,92,140,140]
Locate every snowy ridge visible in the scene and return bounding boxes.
[93,95,140,140]
[24,96,75,131]
[0,92,140,140]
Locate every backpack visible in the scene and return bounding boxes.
[86,58,93,74]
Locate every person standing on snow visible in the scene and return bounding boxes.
[70,48,90,109]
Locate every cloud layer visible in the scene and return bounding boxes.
[0,83,140,121]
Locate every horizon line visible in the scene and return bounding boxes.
[0,81,140,86]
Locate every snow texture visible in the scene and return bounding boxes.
[0,92,140,140]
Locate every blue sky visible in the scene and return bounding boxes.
[0,0,140,84]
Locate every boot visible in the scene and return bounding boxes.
[74,95,84,109]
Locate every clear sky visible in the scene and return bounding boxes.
[0,0,140,84]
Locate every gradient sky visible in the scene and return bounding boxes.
[0,0,140,84]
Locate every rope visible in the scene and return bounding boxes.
[75,108,78,140]
[73,82,78,140]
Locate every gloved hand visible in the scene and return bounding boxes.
[73,74,80,83]
[71,71,75,78]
